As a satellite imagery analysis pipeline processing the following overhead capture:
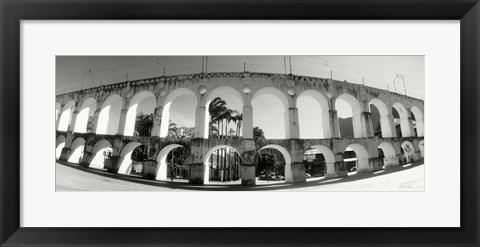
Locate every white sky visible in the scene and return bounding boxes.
[57,56,424,138]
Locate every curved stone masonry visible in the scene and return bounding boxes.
[56,72,424,185]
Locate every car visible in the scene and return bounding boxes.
[305,173,312,178]
[350,167,357,172]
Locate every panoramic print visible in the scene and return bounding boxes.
[55,56,425,191]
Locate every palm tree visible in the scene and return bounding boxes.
[231,113,243,138]
[253,126,266,140]
[168,120,179,138]
[220,109,235,138]
[208,97,227,138]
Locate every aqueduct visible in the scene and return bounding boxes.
[56,72,424,185]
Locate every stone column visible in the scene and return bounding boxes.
[321,111,333,138]
[415,118,425,137]
[59,148,72,162]
[80,151,93,167]
[383,154,400,169]
[90,109,101,133]
[286,162,306,183]
[242,105,253,139]
[116,108,128,135]
[150,106,163,137]
[67,110,79,132]
[329,110,341,138]
[287,107,300,139]
[369,157,384,171]
[142,160,158,179]
[194,106,206,138]
[352,111,373,138]
[380,114,396,138]
[189,163,205,184]
[105,156,120,173]
[326,153,348,178]
[241,142,256,185]
[400,117,415,137]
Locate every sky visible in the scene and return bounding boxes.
[56,56,424,138]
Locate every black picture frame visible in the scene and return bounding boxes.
[1,0,479,246]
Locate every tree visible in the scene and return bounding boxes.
[135,112,153,136]
[167,120,179,138]
[208,97,227,138]
[253,126,266,140]
[230,112,242,138]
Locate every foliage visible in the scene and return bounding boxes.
[134,112,153,136]
[253,126,266,140]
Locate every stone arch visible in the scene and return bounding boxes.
[57,100,76,131]
[401,140,416,163]
[335,94,363,138]
[419,140,425,158]
[55,135,66,159]
[117,142,143,174]
[345,143,370,172]
[297,90,331,138]
[97,94,123,135]
[369,98,393,138]
[67,137,86,163]
[156,144,184,180]
[252,87,290,139]
[204,86,244,138]
[411,106,424,137]
[310,145,336,177]
[124,90,156,136]
[393,102,413,137]
[89,139,112,169]
[378,142,399,168]
[160,88,197,137]
[74,97,96,133]
[259,144,292,182]
[203,145,242,184]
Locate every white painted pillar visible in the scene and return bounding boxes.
[416,118,425,137]
[90,109,101,133]
[321,111,332,138]
[400,117,414,137]
[288,107,300,139]
[150,106,163,137]
[194,106,206,138]
[68,111,79,132]
[352,113,364,138]
[380,115,395,138]
[242,105,253,139]
[329,109,341,138]
[116,108,128,135]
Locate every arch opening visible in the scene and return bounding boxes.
[401,141,416,164]
[155,144,190,181]
[369,98,390,138]
[297,90,330,139]
[344,143,370,173]
[203,145,242,184]
[205,86,243,139]
[252,87,289,139]
[96,94,123,135]
[304,145,335,178]
[160,88,197,138]
[89,140,113,169]
[393,102,413,137]
[117,142,143,174]
[258,144,292,182]
[419,140,425,158]
[125,91,156,136]
[67,137,86,164]
[378,142,398,168]
[411,106,424,137]
[74,98,96,133]
[57,100,75,131]
[335,94,362,138]
[55,135,66,159]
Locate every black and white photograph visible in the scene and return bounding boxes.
[55,56,425,191]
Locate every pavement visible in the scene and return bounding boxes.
[56,160,424,192]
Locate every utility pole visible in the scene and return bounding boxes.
[362,77,365,86]
[205,56,208,74]
[289,56,292,75]
[392,79,397,93]
[80,70,86,90]
[330,70,333,79]
[401,75,407,96]
[283,56,287,75]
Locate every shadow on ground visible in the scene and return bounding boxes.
[57,159,424,192]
